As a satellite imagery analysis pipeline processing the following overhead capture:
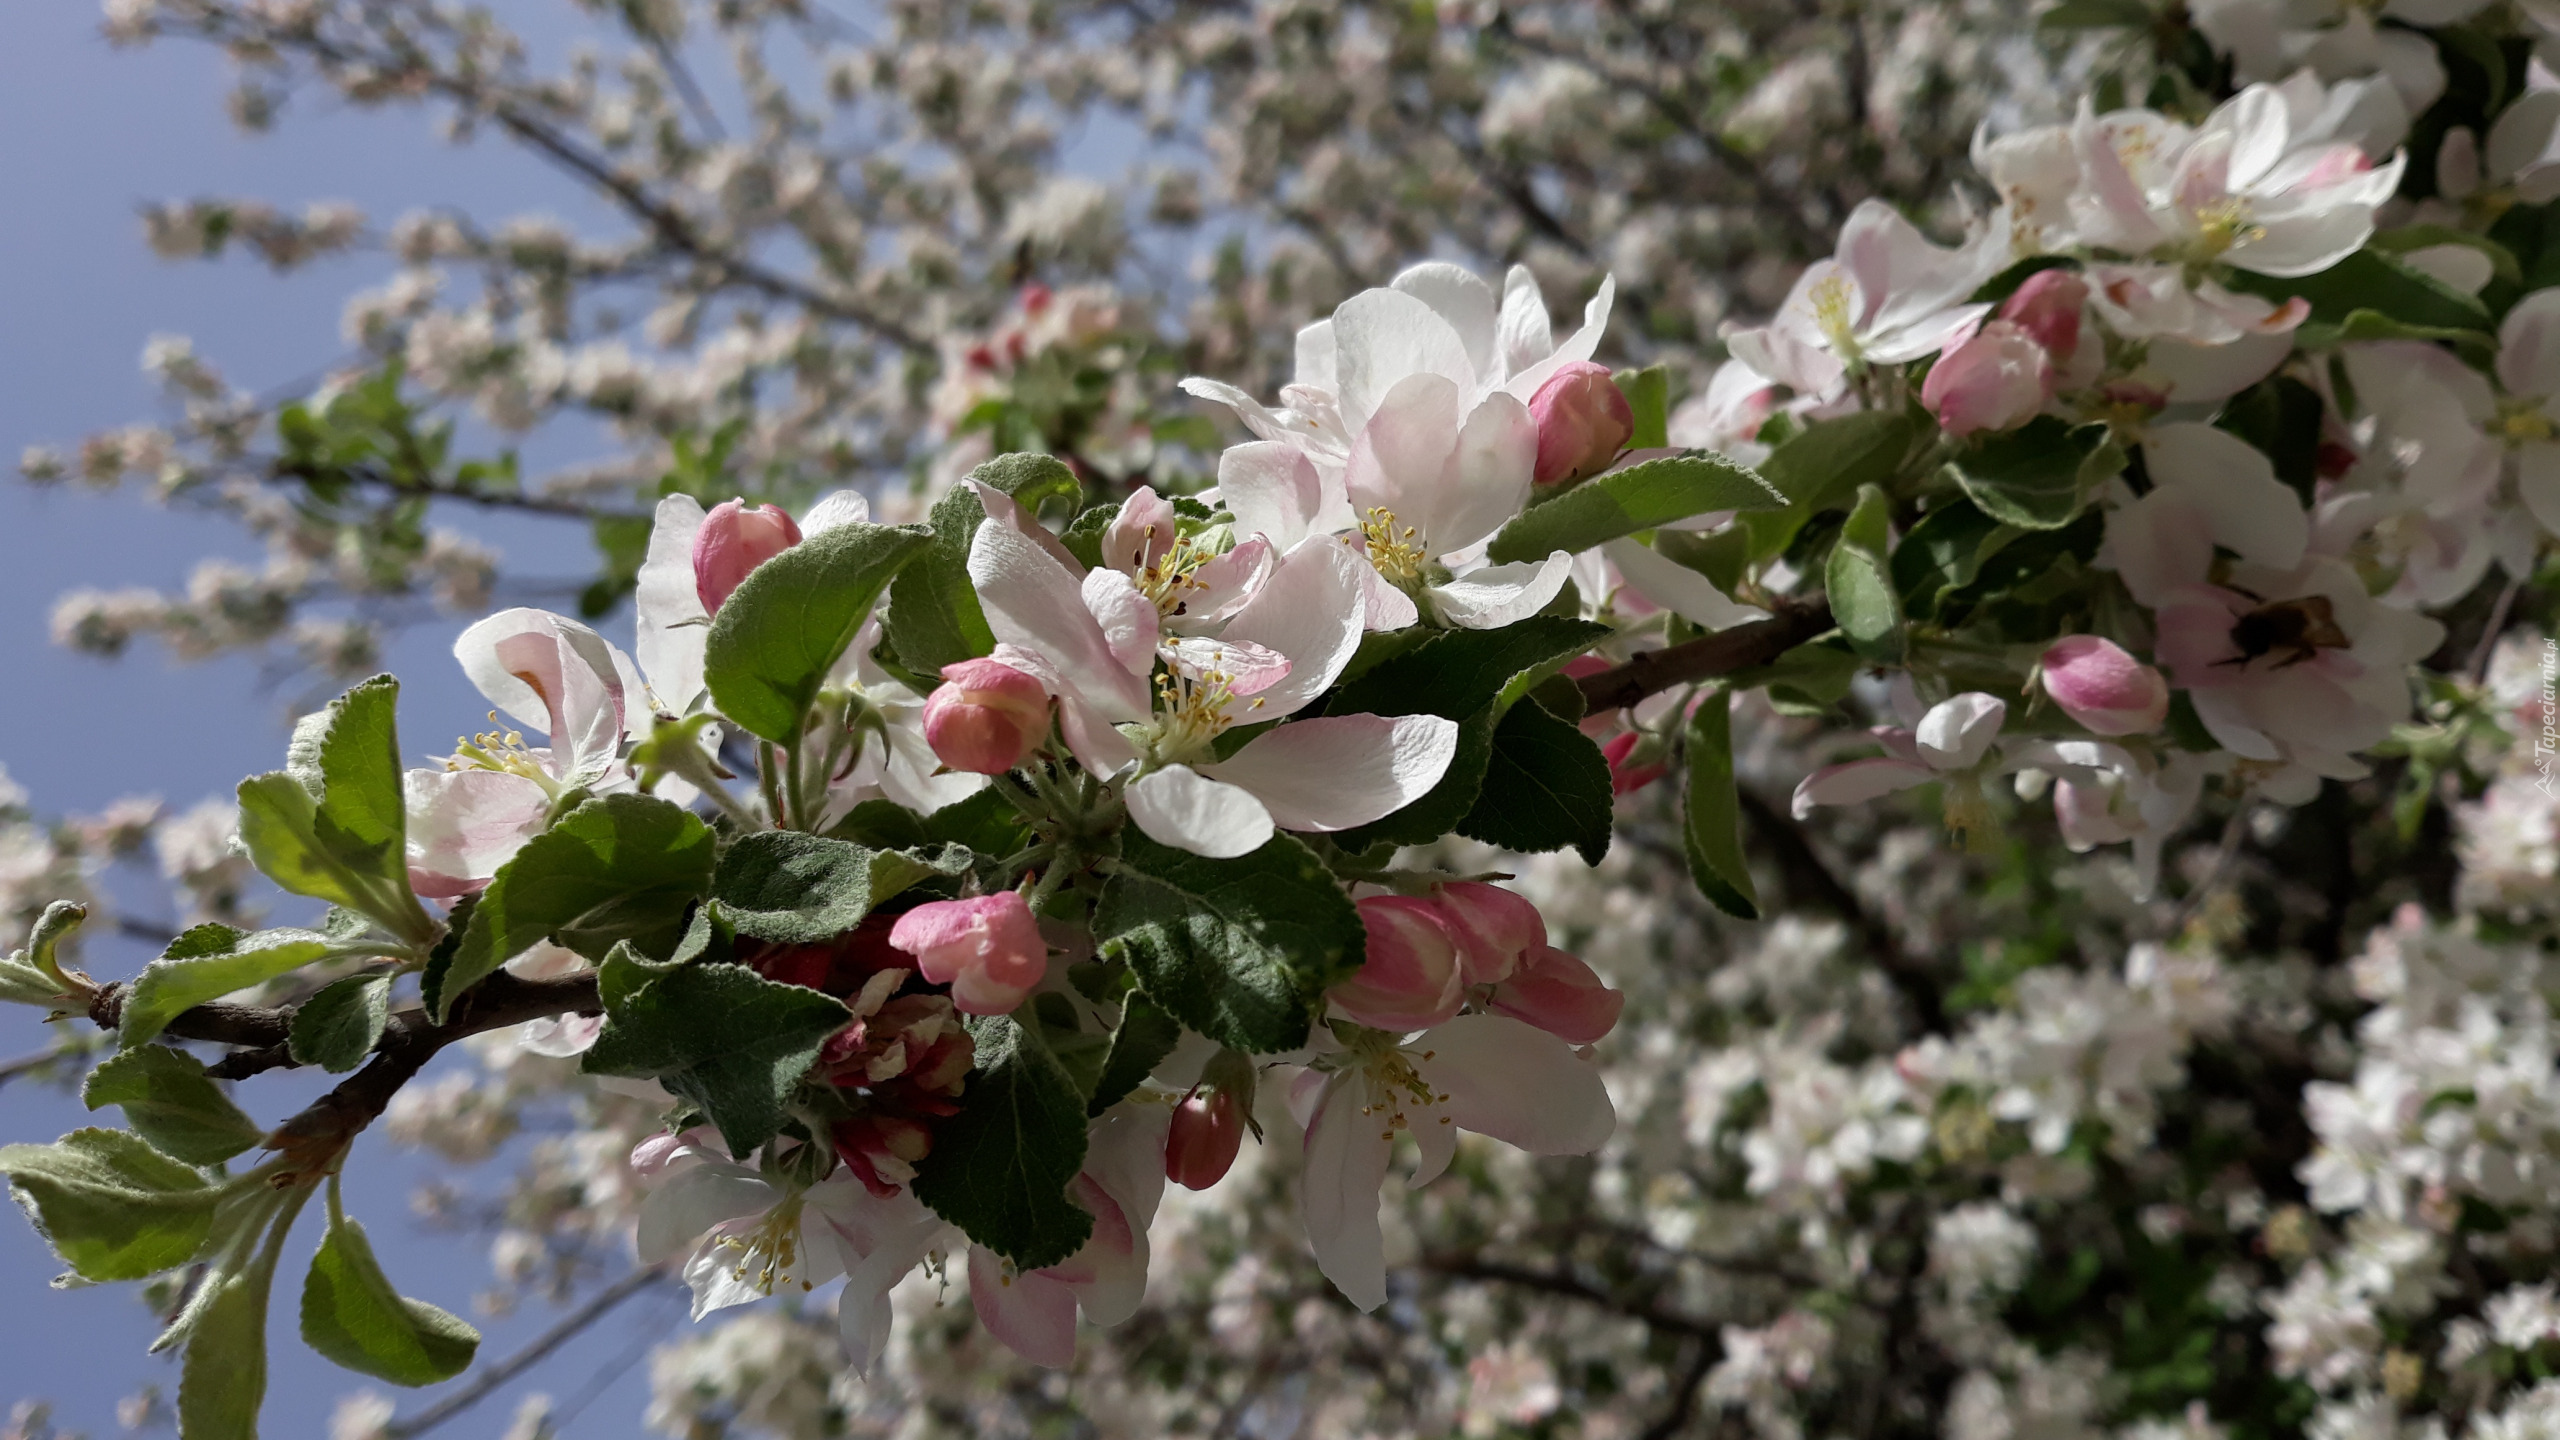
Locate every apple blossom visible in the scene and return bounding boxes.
[1725,199,2004,400]
[2039,636,2171,736]
[1791,692,2010,843]
[691,499,801,614]
[887,892,1049,1016]
[1487,945,1626,1046]
[921,658,1051,774]
[1432,881,1547,987]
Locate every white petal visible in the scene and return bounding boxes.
[1203,714,1460,831]
[1219,443,1326,551]
[1502,276,1617,400]
[1391,261,1500,382]
[1790,757,1933,818]
[1331,287,1477,439]
[1125,766,1274,858]
[2519,443,2560,538]
[798,489,871,536]
[454,608,628,782]
[1428,392,1539,557]
[1915,692,2007,770]
[636,1164,773,1266]
[1358,555,1422,631]
[634,494,710,715]
[1409,1104,1459,1188]
[2499,289,2560,401]
[1603,538,1767,629]
[1495,264,1554,377]
[403,767,548,898]
[970,1247,1079,1369]
[1420,1014,1616,1155]
[1345,371,1464,534]
[1082,568,1161,676]
[968,515,1151,723]
[1429,552,1574,629]
[2143,421,2308,571]
[1218,540,1369,717]
[1299,1073,1395,1312]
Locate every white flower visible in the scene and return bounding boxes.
[1725,199,2003,401]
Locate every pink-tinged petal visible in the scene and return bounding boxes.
[2100,488,2217,608]
[1432,881,1546,987]
[1418,1013,1616,1155]
[1160,636,1293,697]
[454,608,629,782]
[1331,287,1477,439]
[1487,946,1626,1046]
[1081,568,1161,677]
[1356,555,1422,631]
[1345,371,1464,531]
[1177,537,1275,628]
[2146,329,2293,403]
[1790,757,1933,819]
[1299,1073,1395,1312]
[1218,539,1369,718]
[970,1245,1080,1369]
[1914,692,2006,769]
[634,494,711,714]
[515,1012,603,1058]
[404,767,549,897]
[2187,685,2283,761]
[1057,694,1141,777]
[968,515,1150,724]
[1219,444,1328,551]
[1203,713,1459,833]
[1103,486,1178,578]
[1125,766,1274,859]
[1330,895,1466,1032]
[1429,552,1574,629]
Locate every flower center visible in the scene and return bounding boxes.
[2187,197,2262,261]
[1149,664,1264,763]
[1806,272,1860,359]
[445,711,557,792]
[2498,398,2554,445]
[716,1192,813,1296]
[1128,527,1228,618]
[1356,507,1430,589]
[1350,1030,1453,1145]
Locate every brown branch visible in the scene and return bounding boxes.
[1419,1251,1720,1339]
[1577,598,1835,713]
[383,1263,670,1440]
[1735,786,1946,1032]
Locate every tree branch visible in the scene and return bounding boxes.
[1577,598,1835,713]
[384,1264,670,1440]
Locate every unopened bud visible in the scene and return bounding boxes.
[692,499,802,613]
[923,659,1051,774]
[1528,362,1634,487]
[1489,945,1625,1045]
[1922,321,2050,439]
[2039,635,2169,736]
[887,892,1048,1016]
[1601,731,1669,796]
[1330,896,1464,1032]
[1165,1085,1245,1190]
[1997,269,2087,360]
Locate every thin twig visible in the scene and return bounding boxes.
[2163,803,2251,943]
[1578,599,1836,713]
[2467,577,2525,685]
[383,1265,671,1439]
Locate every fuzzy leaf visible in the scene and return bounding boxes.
[81,1048,264,1166]
[704,520,937,745]
[910,1014,1093,1269]
[582,962,849,1155]
[288,975,393,1074]
[301,1210,480,1385]
[0,1127,218,1282]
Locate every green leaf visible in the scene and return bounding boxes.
[236,677,432,945]
[432,794,715,1021]
[1088,989,1183,1116]
[1614,364,1671,449]
[2037,0,2153,28]
[1322,617,1609,850]
[704,520,937,745]
[288,975,393,1074]
[1945,416,2114,530]
[1681,691,1760,918]
[885,453,1082,677]
[180,1250,274,1440]
[301,1209,480,1385]
[910,1015,1093,1269]
[1825,484,1904,664]
[1094,830,1364,1054]
[2290,308,2497,364]
[0,1128,218,1281]
[1743,411,1921,563]
[1456,700,1614,864]
[828,787,1031,857]
[582,962,849,1155]
[711,831,965,946]
[1487,451,1785,563]
[1892,499,2014,621]
[121,925,337,1050]
[2225,247,2492,337]
[81,1048,265,1166]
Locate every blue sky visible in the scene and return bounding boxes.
[0,8,687,1432]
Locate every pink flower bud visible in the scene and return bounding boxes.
[1330,896,1465,1032]
[1165,1086,1245,1190]
[887,893,1048,1016]
[2040,635,2170,737]
[922,659,1051,774]
[1104,486,1178,576]
[1601,731,1669,795]
[1489,945,1625,1046]
[693,499,803,614]
[1528,361,1635,487]
[1432,881,1547,986]
[1922,321,2052,439]
[1997,269,2087,360]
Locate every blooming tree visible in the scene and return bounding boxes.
[4,2,2560,1440]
